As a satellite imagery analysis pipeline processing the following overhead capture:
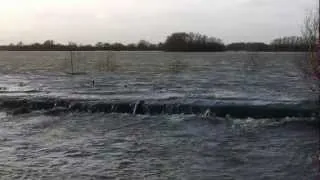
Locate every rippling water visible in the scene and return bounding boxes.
[0,112,318,179]
[0,51,316,101]
[0,51,318,179]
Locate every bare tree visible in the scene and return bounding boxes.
[295,8,320,95]
[301,9,319,77]
[302,10,318,52]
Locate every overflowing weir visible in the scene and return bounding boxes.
[0,97,318,118]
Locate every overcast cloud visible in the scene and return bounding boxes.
[0,0,317,44]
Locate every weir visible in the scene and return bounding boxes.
[0,97,318,118]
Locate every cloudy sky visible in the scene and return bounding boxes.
[0,0,317,45]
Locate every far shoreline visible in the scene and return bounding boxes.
[0,49,311,53]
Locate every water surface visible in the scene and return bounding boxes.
[0,51,318,179]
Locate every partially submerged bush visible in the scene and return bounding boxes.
[166,57,189,73]
[62,51,87,74]
[95,51,119,72]
[243,53,261,73]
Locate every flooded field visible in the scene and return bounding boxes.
[0,51,318,179]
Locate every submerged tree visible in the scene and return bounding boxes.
[297,8,320,100]
[305,10,319,76]
[302,10,318,53]
[63,51,87,75]
[95,51,118,72]
[167,56,189,73]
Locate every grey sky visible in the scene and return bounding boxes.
[0,0,317,45]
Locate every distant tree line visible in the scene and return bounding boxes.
[226,42,270,51]
[227,36,309,52]
[0,40,160,51]
[269,36,308,51]
[163,32,225,51]
[0,33,312,52]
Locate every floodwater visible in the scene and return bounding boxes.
[0,51,318,179]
